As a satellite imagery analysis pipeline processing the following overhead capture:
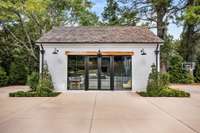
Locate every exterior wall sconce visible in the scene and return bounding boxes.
[141,48,147,55]
[52,48,59,54]
[97,50,101,57]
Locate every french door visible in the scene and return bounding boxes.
[68,55,132,90]
[86,56,113,90]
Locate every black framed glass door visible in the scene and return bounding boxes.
[68,55,132,90]
[88,56,98,90]
[101,56,112,90]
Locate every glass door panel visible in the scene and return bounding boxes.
[114,56,132,90]
[68,55,85,90]
[101,56,111,90]
[88,56,98,90]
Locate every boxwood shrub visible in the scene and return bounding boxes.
[9,91,60,97]
[27,72,39,91]
[138,87,190,97]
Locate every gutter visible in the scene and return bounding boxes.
[155,43,160,72]
[40,44,45,79]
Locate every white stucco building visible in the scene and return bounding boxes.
[36,26,163,92]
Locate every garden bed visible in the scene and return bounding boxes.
[9,91,61,97]
[137,87,190,97]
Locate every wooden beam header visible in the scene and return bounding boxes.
[65,51,134,56]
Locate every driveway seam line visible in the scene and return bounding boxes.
[147,99,199,133]
[89,93,97,133]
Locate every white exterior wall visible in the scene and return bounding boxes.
[40,43,160,92]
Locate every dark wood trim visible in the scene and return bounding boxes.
[101,52,134,56]
[65,51,97,56]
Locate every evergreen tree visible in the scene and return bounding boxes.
[194,54,200,82]
[180,0,200,62]
[102,0,120,25]
[168,54,194,84]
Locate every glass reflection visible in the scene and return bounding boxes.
[114,56,132,90]
[101,56,110,89]
[88,56,98,89]
[68,56,85,90]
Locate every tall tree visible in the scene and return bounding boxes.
[118,6,138,26]
[180,0,200,62]
[120,0,189,71]
[102,0,138,25]
[0,0,99,73]
[102,0,120,25]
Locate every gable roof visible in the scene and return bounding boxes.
[36,26,163,44]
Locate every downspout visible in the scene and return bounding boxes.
[155,43,160,72]
[40,44,45,79]
[155,43,160,88]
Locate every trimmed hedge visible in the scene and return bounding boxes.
[9,91,60,97]
[138,87,190,97]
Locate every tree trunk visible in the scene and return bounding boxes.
[155,5,167,72]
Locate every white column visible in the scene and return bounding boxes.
[131,55,135,92]
[39,45,42,74]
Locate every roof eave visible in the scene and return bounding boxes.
[35,41,164,44]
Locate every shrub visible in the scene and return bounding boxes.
[168,55,194,84]
[36,79,53,94]
[36,63,54,94]
[42,63,54,89]
[138,64,190,97]
[159,88,190,97]
[27,72,39,91]
[138,87,190,97]
[9,63,58,97]
[194,63,200,82]
[0,67,8,87]
[147,64,170,93]
[9,62,28,85]
[159,73,170,86]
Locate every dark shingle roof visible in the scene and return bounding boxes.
[36,26,163,44]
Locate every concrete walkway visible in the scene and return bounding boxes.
[0,85,200,133]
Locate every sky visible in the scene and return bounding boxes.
[90,0,183,39]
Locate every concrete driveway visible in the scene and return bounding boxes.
[0,85,200,133]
